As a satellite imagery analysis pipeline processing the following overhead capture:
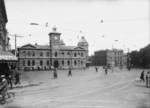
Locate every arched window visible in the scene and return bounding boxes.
[47,60,49,66]
[68,52,70,56]
[67,60,70,66]
[74,52,77,57]
[32,60,35,66]
[78,60,80,64]
[28,61,30,66]
[81,52,83,57]
[22,60,25,66]
[40,52,43,56]
[28,51,30,56]
[22,51,26,56]
[81,60,83,65]
[62,60,64,65]
[62,52,64,57]
[32,51,35,56]
[55,52,58,57]
[40,60,43,66]
[78,52,80,56]
[47,52,49,56]
[74,60,77,65]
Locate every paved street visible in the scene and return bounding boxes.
[2,67,150,108]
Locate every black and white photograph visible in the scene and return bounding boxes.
[0,0,150,107]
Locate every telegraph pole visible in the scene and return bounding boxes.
[8,34,23,55]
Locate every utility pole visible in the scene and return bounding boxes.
[8,34,23,55]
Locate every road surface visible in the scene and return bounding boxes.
[2,67,150,108]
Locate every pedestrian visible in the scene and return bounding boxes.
[53,68,57,78]
[7,75,13,88]
[68,68,72,76]
[0,75,10,104]
[146,71,150,88]
[140,70,145,82]
[105,66,108,75]
[14,68,21,85]
[95,66,98,72]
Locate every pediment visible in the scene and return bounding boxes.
[73,46,85,51]
[19,44,37,49]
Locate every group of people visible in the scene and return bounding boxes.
[53,67,72,79]
[140,70,150,88]
[95,66,108,75]
[0,67,21,104]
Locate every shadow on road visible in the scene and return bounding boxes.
[12,83,42,89]
[135,84,146,88]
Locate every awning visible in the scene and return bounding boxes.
[0,51,17,62]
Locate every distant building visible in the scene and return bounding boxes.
[92,49,125,66]
[17,27,89,70]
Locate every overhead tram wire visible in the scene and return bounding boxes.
[100,18,150,23]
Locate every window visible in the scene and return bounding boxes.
[32,51,35,56]
[74,52,77,57]
[55,52,58,57]
[47,60,49,66]
[78,52,80,56]
[47,52,49,56]
[81,52,83,57]
[74,60,77,65]
[68,52,70,56]
[62,52,64,57]
[22,60,25,66]
[32,60,35,66]
[28,61,30,66]
[40,60,43,66]
[67,60,70,66]
[62,60,64,65]
[22,51,26,56]
[40,52,43,56]
[81,60,83,65]
[28,51,30,56]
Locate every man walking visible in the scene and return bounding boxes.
[146,71,150,88]
[105,66,108,75]
[140,70,145,82]
[15,68,21,85]
[95,66,98,72]
[68,68,72,77]
[53,68,57,79]
[7,75,13,88]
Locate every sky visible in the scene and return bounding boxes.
[5,0,150,56]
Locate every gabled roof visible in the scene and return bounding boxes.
[18,43,50,50]
[35,45,50,49]
[60,46,76,50]
[60,46,85,51]
[18,43,38,49]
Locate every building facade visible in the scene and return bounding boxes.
[0,0,17,76]
[92,49,126,66]
[0,0,9,51]
[18,27,89,70]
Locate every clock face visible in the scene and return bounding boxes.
[54,36,58,40]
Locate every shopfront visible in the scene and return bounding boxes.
[0,51,17,75]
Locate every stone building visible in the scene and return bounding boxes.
[17,27,89,70]
[0,0,17,75]
[92,49,125,66]
[0,0,8,51]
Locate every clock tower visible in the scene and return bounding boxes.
[49,26,61,67]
